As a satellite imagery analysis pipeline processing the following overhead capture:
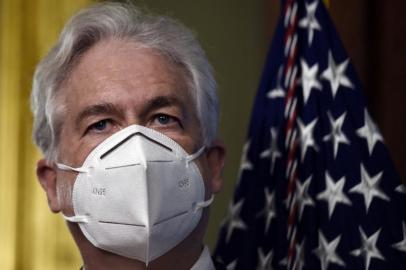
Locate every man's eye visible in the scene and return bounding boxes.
[88,119,110,132]
[156,114,172,125]
[153,114,182,128]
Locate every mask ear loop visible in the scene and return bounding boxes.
[186,146,213,211]
[57,163,90,223]
[62,213,89,223]
[185,146,206,167]
[56,163,89,173]
[193,194,214,212]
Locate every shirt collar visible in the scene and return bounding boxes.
[190,246,215,270]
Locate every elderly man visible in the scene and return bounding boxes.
[31,2,225,270]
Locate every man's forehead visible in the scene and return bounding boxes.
[63,40,175,87]
[59,39,194,114]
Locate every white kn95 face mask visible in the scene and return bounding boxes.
[56,124,213,264]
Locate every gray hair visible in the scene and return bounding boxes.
[31,1,219,159]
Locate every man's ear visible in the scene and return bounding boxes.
[36,159,61,213]
[205,139,226,194]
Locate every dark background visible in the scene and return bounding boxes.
[329,0,406,184]
[133,0,406,248]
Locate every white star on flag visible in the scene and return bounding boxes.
[297,118,319,161]
[392,222,406,253]
[256,188,276,233]
[257,248,274,270]
[296,176,315,218]
[349,164,389,213]
[316,171,352,218]
[356,109,383,155]
[223,199,247,243]
[260,127,282,174]
[322,112,350,158]
[226,260,237,270]
[237,140,253,184]
[298,0,321,46]
[395,184,406,194]
[312,231,345,270]
[321,51,354,98]
[267,67,285,99]
[300,59,321,104]
[292,239,306,270]
[350,227,385,270]
[278,257,287,267]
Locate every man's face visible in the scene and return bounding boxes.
[54,39,210,214]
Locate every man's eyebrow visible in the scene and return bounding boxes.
[76,102,122,128]
[139,96,185,118]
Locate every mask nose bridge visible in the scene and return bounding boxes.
[100,131,173,160]
[99,133,138,160]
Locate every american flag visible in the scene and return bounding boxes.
[214,0,406,269]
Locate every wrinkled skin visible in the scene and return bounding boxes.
[36,39,226,270]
